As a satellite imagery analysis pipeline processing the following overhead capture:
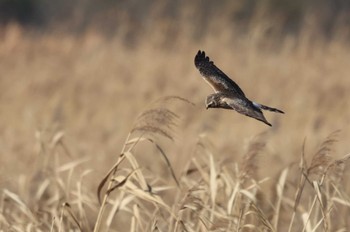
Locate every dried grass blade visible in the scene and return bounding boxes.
[132,204,142,232]
[301,212,313,232]
[236,208,244,232]
[192,158,209,183]
[301,195,318,232]
[251,203,276,232]
[50,131,64,147]
[105,191,129,227]
[198,215,211,231]
[130,214,136,232]
[293,139,308,212]
[125,137,148,147]
[239,189,257,203]
[331,197,350,207]
[57,157,89,172]
[147,138,179,186]
[310,216,326,232]
[124,188,175,218]
[124,151,148,190]
[107,169,139,194]
[3,189,37,223]
[35,179,50,200]
[97,153,126,204]
[62,202,82,231]
[50,131,74,159]
[76,169,93,231]
[227,182,240,215]
[209,153,217,207]
[273,167,289,229]
[154,95,195,106]
[312,181,324,209]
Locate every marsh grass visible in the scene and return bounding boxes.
[1,15,350,231]
[92,103,350,231]
[1,95,350,231]
[1,82,350,230]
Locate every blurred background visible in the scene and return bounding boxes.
[1,0,350,36]
[1,0,350,222]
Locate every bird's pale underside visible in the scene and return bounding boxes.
[194,50,284,126]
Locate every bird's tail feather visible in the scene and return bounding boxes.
[253,102,284,114]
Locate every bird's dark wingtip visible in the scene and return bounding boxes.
[195,50,206,66]
[195,50,205,59]
[194,50,213,68]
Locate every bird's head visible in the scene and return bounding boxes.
[205,95,219,109]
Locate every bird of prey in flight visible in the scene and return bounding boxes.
[194,50,284,126]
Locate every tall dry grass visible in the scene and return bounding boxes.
[1,15,350,231]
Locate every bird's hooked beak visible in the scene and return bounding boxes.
[206,101,213,109]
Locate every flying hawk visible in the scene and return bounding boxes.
[194,50,284,126]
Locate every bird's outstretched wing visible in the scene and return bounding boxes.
[223,97,272,126]
[194,50,245,96]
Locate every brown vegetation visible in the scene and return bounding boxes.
[1,13,350,231]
